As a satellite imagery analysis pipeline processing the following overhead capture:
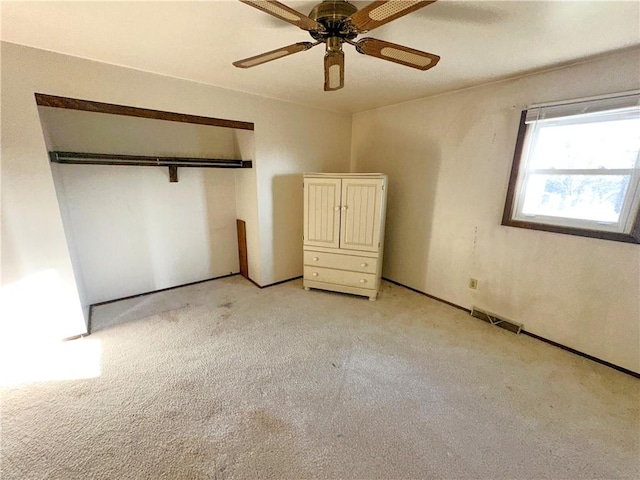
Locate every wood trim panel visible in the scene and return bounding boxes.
[502,219,640,244]
[237,219,249,279]
[501,110,528,226]
[35,93,254,131]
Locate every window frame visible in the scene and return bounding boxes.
[502,99,640,244]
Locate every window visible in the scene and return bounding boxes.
[502,92,640,243]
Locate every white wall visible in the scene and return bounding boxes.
[352,48,640,373]
[50,164,239,305]
[252,101,351,283]
[1,41,351,340]
[40,107,242,307]
[233,129,261,283]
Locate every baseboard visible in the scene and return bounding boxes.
[62,333,89,341]
[521,331,639,379]
[381,277,639,379]
[382,277,471,313]
[87,273,240,333]
[245,276,262,288]
[250,276,303,289]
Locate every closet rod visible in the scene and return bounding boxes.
[49,151,252,168]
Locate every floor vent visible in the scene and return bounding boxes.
[471,306,522,334]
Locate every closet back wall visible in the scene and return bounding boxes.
[40,107,241,306]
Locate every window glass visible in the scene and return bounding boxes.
[521,174,630,223]
[529,118,640,170]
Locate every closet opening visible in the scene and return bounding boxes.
[36,94,257,330]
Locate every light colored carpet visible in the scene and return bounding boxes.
[1,276,638,479]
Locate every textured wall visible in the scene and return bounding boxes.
[351,48,640,372]
[50,164,239,305]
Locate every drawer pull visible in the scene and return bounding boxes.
[312,272,319,277]
[313,257,319,261]
[360,263,368,267]
[359,279,367,283]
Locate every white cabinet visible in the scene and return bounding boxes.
[303,173,387,300]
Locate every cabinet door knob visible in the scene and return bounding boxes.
[359,279,367,283]
[360,263,368,267]
[342,205,348,210]
[312,272,319,277]
[313,257,319,261]
[334,206,340,211]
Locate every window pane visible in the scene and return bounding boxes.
[522,174,631,223]
[529,118,640,170]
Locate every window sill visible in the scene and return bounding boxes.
[501,218,640,244]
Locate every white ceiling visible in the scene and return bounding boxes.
[2,1,639,113]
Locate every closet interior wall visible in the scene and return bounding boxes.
[39,107,255,316]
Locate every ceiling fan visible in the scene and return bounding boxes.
[233,0,440,91]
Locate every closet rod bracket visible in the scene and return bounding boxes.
[168,166,178,183]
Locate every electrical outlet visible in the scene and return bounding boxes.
[469,278,478,290]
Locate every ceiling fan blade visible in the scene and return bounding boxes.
[239,0,323,31]
[324,51,345,91]
[233,42,316,68]
[348,1,436,32]
[355,38,440,70]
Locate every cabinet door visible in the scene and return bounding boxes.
[340,178,384,252]
[304,177,342,249]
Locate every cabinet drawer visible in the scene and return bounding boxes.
[304,266,376,290]
[304,251,378,274]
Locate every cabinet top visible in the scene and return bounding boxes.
[304,172,385,177]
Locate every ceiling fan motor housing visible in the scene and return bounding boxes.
[309,0,359,41]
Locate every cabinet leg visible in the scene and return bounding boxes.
[369,295,377,301]
[304,287,310,291]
